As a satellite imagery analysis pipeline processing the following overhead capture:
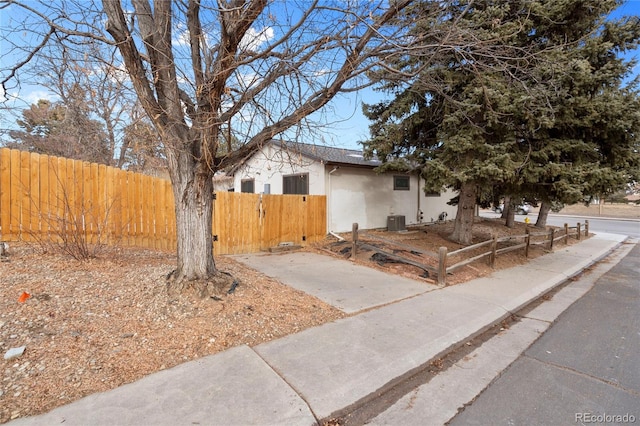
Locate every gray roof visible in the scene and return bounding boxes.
[273,140,381,168]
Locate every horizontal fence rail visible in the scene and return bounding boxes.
[437,221,589,285]
[0,148,326,255]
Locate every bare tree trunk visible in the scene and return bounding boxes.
[450,181,476,244]
[173,175,215,280]
[116,138,130,169]
[535,201,551,228]
[164,150,233,297]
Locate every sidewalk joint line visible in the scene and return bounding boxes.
[248,346,321,423]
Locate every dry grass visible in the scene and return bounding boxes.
[557,203,640,219]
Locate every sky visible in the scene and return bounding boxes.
[1,0,639,152]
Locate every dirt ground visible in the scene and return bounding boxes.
[314,217,582,285]
[0,216,588,423]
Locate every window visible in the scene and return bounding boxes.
[283,173,309,194]
[394,175,410,191]
[425,191,440,197]
[241,179,254,193]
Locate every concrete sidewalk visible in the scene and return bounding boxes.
[234,250,432,313]
[8,233,627,426]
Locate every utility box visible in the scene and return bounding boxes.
[387,215,406,231]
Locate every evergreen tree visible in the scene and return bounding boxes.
[7,93,112,165]
[523,12,640,227]
[364,0,547,243]
[363,0,640,242]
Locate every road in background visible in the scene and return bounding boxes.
[480,210,640,239]
[540,215,640,238]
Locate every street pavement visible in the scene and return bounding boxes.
[6,232,628,426]
[369,238,638,425]
[448,241,640,426]
[480,209,640,238]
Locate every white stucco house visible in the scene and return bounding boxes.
[224,140,457,233]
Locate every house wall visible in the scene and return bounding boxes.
[233,144,326,194]
[233,145,457,233]
[325,166,457,232]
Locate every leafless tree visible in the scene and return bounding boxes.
[122,104,168,176]
[1,0,415,292]
[18,35,137,167]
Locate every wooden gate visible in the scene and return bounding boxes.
[211,192,326,255]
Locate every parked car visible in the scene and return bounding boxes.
[492,203,530,215]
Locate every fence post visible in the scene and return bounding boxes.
[489,235,497,267]
[577,223,581,240]
[585,220,589,237]
[438,246,447,286]
[548,228,555,251]
[564,223,569,244]
[351,223,358,259]
[524,228,530,258]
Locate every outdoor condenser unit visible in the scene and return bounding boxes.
[387,215,406,231]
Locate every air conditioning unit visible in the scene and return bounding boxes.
[387,215,406,231]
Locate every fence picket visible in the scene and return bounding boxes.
[39,154,50,238]
[0,148,11,239]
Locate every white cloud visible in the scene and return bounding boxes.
[24,89,58,105]
[105,63,130,85]
[239,27,274,52]
[172,23,272,53]
[173,22,218,54]
[173,23,190,47]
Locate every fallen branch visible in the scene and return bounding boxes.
[358,242,436,276]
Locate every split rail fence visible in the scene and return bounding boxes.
[436,221,589,285]
[0,148,326,255]
[351,220,589,286]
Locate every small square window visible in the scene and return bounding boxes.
[283,173,309,194]
[241,179,254,193]
[394,175,410,191]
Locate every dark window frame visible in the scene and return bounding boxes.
[241,179,255,193]
[283,173,309,194]
[393,175,410,191]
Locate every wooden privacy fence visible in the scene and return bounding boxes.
[0,148,326,254]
